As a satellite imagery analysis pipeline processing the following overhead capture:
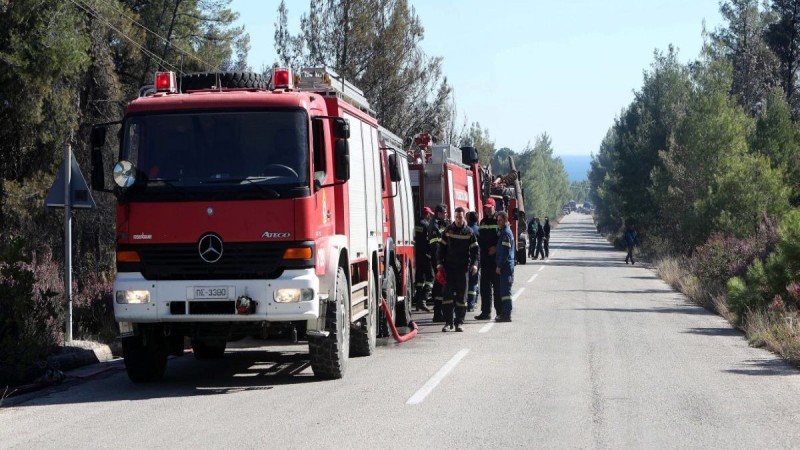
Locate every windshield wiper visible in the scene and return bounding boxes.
[146,178,195,199]
[202,177,281,198]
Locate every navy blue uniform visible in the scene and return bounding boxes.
[477,215,500,317]
[428,217,449,320]
[413,217,433,307]
[437,222,479,327]
[495,224,515,318]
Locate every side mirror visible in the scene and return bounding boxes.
[90,126,107,191]
[333,118,350,139]
[334,139,350,181]
[460,146,479,164]
[388,153,401,182]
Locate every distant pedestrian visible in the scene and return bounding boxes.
[543,217,551,258]
[495,211,515,322]
[466,211,480,312]
[437,207,479,332]
[624,224,638,265]
[533,217,545,260]
[527,218,537,258]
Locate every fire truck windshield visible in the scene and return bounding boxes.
[121,109,310,199]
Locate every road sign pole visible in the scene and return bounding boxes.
[64,141,73,343]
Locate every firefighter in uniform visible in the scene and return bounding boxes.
[428,204,450,322]
[413,207,434,312]
[475,198,499,320]
[495,211,515,322]
[436,206,479,332]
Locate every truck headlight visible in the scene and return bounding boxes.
[274,288,314,303]
[116,290,150,304]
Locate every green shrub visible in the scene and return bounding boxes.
[0,252,63,386]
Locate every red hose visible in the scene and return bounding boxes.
[380,298,418,342]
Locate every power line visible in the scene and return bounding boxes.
[85,0,212,70]
[68,0,182,74]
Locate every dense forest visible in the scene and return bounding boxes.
[589,0,800,361]
[0,0,570,385]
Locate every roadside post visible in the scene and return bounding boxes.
[44,140,97,343]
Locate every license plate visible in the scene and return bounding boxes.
[193,287,229,299]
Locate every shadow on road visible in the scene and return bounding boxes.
[574,306,713,316]
[7,348,322,408]
[562,289,676,295]
[682,327,744,337]
[724,358,799,376]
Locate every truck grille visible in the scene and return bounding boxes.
[118,242,313,281]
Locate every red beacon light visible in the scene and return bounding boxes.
[154,71,177,93]
[272,67,294,90]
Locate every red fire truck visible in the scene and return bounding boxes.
[408,133,483,221]
[90,67,415,381]
[407,135,527,262]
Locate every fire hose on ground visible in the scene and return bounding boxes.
[380,298,418,343]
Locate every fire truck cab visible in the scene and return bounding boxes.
[90,67,414,381]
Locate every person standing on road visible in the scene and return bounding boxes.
[476,198,499,320]
[624,224,639,265]
[527,217,537,259]
[466,211,480,312]
[543,217,551,259]
[533,217,546,260]
[413,207,434,312]
[428,204,450,322]
[437,207,479,332]
[495,211,515,322]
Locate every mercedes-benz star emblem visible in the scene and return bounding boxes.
[198,234,223,263]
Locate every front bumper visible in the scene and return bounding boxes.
[113,269,320,323]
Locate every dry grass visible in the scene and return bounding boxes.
[654,256,800,366]
[743,310,800,365]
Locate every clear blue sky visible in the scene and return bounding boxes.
[230,0,724,156]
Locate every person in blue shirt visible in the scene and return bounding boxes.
[495,211,515,322]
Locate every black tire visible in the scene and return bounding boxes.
[351,268,377,356]
[379,267,398,337]
[180,72,267,92]
[122,331,168,383]
[191,339,226,360]
[395,266,412,328]
[517,249,527,265]
[309,267,350,379]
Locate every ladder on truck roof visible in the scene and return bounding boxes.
[297,67,375,116]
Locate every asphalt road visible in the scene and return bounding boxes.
[3,213,800,449]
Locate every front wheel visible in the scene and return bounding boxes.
[122,328,168,383]
[309,267,350,379]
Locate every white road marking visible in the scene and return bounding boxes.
[538,265,545,272]
[479,322,495,333]
[527,273,538,283]
[407,349,471,405]
[512,288,526,301]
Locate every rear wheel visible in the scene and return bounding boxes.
[395,266,412,328]
[191,339,226,360]
[351,268,377,356]
[122,328,168,383]
[517,248,527,265]
[309,267,350,379]
[380,268,398,336]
